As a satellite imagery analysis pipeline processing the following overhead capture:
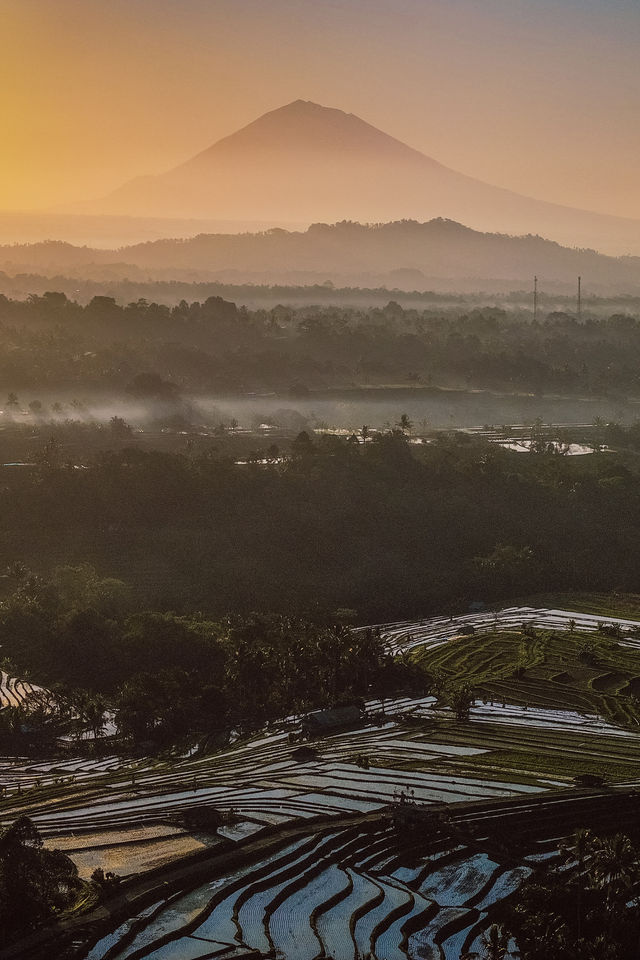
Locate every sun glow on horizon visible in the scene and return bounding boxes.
[1,0,639,219]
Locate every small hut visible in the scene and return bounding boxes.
[301,704,364,739]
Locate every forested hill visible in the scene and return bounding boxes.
[3,429,640,624]
[2,220,639,293]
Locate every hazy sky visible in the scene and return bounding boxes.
[2,0,639,217]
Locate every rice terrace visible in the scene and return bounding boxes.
[5,601,640,959]
[5,2,640,956]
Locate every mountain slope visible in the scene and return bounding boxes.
[2,219,639,293]
[91,100,640,255]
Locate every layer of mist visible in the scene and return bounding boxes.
[0,211,305,248]
[3,389,637,436]
[2,220,640,295]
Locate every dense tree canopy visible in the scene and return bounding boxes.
[0,428,639,744]
[504,829,640,959]
[0,816,80,945]
[0,430,640,623]
[0,562,425,746]
[2,292,640,397]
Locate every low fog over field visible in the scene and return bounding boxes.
[3,289,640,438]
[4,387,639,436]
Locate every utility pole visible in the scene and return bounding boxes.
[533,275,538,322]
[577,275,582,319]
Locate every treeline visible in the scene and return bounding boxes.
[0,273,475,308]
[0,816,81,946]
[2,430,640,623]
[4,430,640,745]
[3,271,639,312]
[3,291,640,396]
[501,829,640,959]
[0,564,422,748]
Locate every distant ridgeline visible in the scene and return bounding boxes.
[1,220,640,292]
[78,100,640,256]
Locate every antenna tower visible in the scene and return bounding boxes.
[577,276,582,319]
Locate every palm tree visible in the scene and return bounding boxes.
[397,413,413,433]
[590,416,606,454]
[588,833,639,907]
[567,827,596,871]
[564,827,597,943]
[4,392,18,420]
[5,561,29,582]
[448,683,474,721]
[479,924,510,959]
[76,693,108,741]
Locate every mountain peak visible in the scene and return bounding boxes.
[95,100,640,255]
[278,99,338,112]
[181,98,411,166]
[261,99,353,119]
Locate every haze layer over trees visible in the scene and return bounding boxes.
[3,220,640,293]
[4,292,640,400]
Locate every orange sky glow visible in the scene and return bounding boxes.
[1,0,639,219]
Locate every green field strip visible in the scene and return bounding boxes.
[444,722,640,758]
[402,719,640,756]
[413,625,640,727]
[466,750,640,782]
[408,721,640,769]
